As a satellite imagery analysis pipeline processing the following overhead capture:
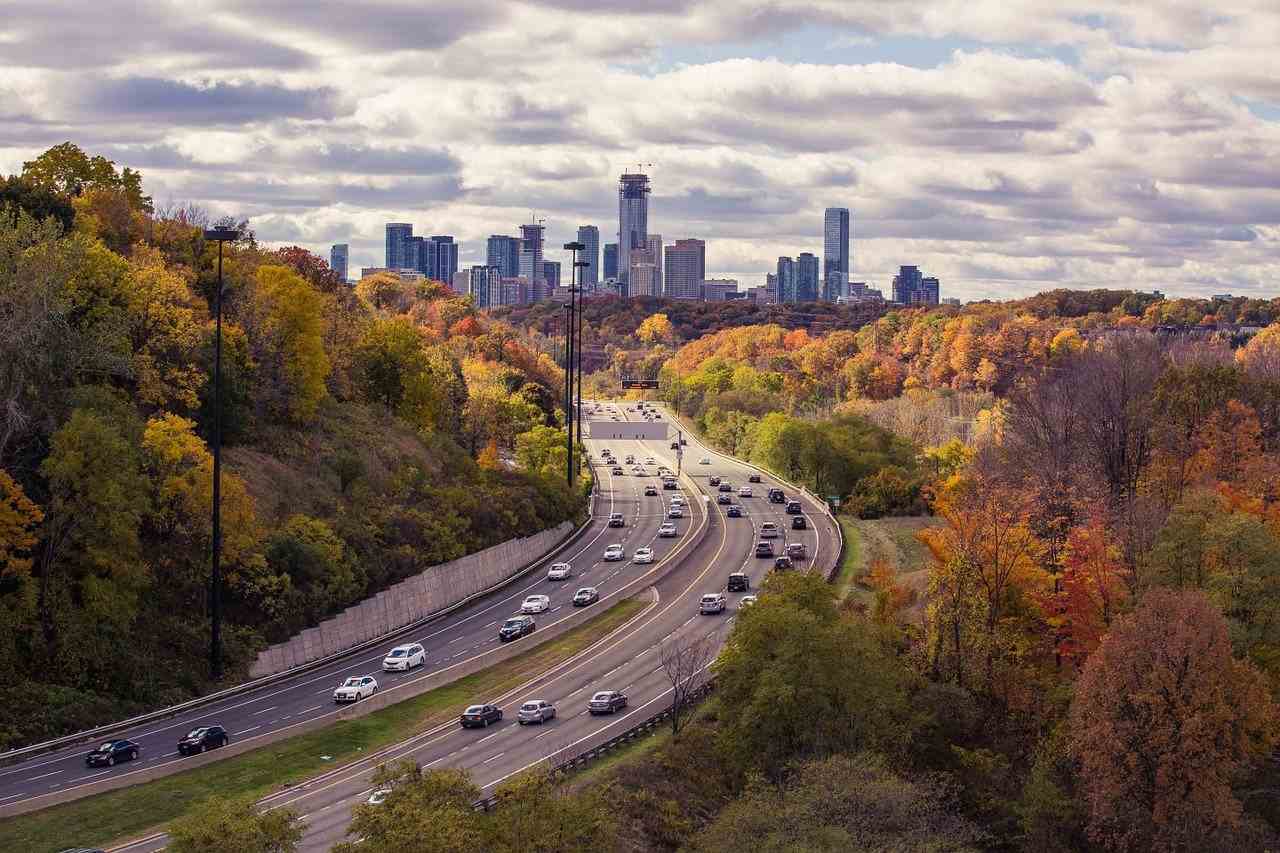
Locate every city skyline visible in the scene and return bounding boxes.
[4,4,1275,300]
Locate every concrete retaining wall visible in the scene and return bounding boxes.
[248,521,576,678]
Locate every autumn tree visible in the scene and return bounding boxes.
[0,470,42,677]
[1069,589,1276,852]
[168,796,301,853]
[636,312,675,345]
[22,141,151,211]
[1051,517,1126,665]
[126,244,207,410]
[242,264,332,422]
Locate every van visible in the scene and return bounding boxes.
[727,572,750,592]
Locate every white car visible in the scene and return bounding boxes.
[646,457,656,464]
[658,522,678,538]
[740,594,759,608]
[547,562,572,580]
[699,457,711,465]
[521,594,551,613]
[668,505,684,518]
[633,546,654,564]
[760,521,779,538]
[738,486,753,497]
[381,643,425,672]
[333,675,378,703]
[603,544,625,561]
[368,788,392,805]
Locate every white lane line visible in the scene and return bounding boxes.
[27,769,62,782]
[252,705,278,715]
[298,705,322,715]
[234,726,261,736]
[0,792,22,802]
[476,731,501,744]
[482,752,505,764]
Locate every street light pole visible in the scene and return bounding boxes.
[203,227,238,682]
[574,259,589,432]
[562,242,585,487]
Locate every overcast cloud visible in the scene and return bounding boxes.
[1,0,1278,300]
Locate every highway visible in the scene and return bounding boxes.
[13,401,837,851]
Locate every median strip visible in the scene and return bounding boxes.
[0,597,646,853]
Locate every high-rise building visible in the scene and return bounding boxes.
[664,239,705,300]
[329,244,349,282]
[629,258,659,298]
[385,222,413,269]
[430,236,458,283]
[486,235,521,278]
[407,235,425,273]
[577,225,600,291]
[603,243,618,279]
[645,234,663,295]
[765,273,778,303]
[518,222,545,292]
[617,171,650,285]
[776,257,797,303]
[892,265,923,304]
[468,265,500,309]
[543,260,561,288]
[823,208,850,301]
[797,253,820,302]
[702,279,739,301]
[922,276,940,305]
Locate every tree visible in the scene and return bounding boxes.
[478,770,615,853]
[335,763,485,852]
[0,175,75,230]
[658,632,715,737]
[515,424,568,480]
[168,796,301,853]
[126,244,207,410]
[244,265,331,422]
[1051,517,1126,665]
[0,470,41,677]
[21,141,151,210]
[1069,589,1276,852]
[636,312,675,345]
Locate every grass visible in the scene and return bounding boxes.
[2,597,647,853]
[834,516,865,601]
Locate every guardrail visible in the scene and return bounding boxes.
[0,470,602,769]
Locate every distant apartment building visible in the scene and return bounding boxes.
[468,265,501,309]
[797,252,819,302]
[662,239,705,300]
[430,236,458,284]
[385,223,413,269]
[617,171,650,286]
[361,267,423,283]
[577,225,600,291]
[603,243,618,279]
[543,260,561,288]
[702,278,739,301]
[776,257,796,303]
[500,276,530,307]
[848,281,868,300]
[486,235,521,278]
[329,243,349,282]
[629,258,659,298]
[765,272,778,303]
[942,297,962,306]
[892,266,941,306]
[518,222,545,292]
[451,270,468,292]
[823,207,850,302]
[645,234,663,295]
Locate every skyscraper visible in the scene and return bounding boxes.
[385,222,413,269]
[797,252,820,302]
[543,260,561,288]
[892,265,923,304]
[664,239,705,300]
[486,235,521,278]
[617,171,650,285]
[765,273,778,303]
[329,244,349,282]
[431,236,458,283]
[408,235,425,273]
[822,208,850,301]
[577,225,600,291]
[603,243,618,279]
[629,257,659,298]
[468,265,500,309]
[519,221,546,299]
[776,257,797,303]
[645,234,663,295]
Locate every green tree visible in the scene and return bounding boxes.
[336,763,483,852]
[168,796,301,853]
[244,264,331,422]
[0,175,75,230]
[266,514,362,627]
[21,141,151,210]
[479,770,615,852]
[515,424,569,479]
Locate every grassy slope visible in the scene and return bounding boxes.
[837,516,943,620]
[4,597,645,853]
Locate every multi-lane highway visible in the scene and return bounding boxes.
[7,401,837,851]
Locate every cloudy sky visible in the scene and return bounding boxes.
[2,1,1278,301]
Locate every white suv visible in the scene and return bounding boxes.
[760,521,779,538]
[699,592,727,614]
[381,643,425,672]
[603,544,625,561]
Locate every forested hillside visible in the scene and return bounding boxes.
[0,144,586,748]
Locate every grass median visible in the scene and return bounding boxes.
[5,596,647,853]
[833,516,864,601]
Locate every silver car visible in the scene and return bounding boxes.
[517,699,557,724]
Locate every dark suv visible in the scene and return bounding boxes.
[755,541,775,558]
[785,500,802,514]
[709,476,721,486]
[177,725,229,756]
[499,615,536,641]
[748,473,762,483]
[774,556,794,571]
[768,488,785,503]
[727,573,750,592]
[792,515,808,530]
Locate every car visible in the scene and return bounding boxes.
[517,699,557,724]
[786,500,803,514]
[699,457,711,465]
[700,592,727,614]
[588,690,628,715]
[499,615,536,641]
[658,522,678,537]
[604,544,626,561]
[670,494,685,505]
[792,515,808,530]
[668,505,684,518]
[601,448,611,456]
[760,521,779,538]
[738,486,753,497]
[644,485,658,496]
[367,788,393,805]
[755,540,775,558]
[787,542,808,560]
[334,675,378,703]
[633,546,655,564]
[572,586,600,606]
[85,739,139,767]
[663,478,677,490]
[768,488,785,503]
[460,704,503,728]
[748,473,762,483]
[709,476,721,486]
[177,725,229,755]
[521,594,551,614]
[381,642,425,672]
[611,466,624,475]
[727,572,750,592]
[717,493,732,505]
[718,482,733,492]
[645,457,656,464]
[654,414,662,419]
[547,562,573,581]
[726,504,742,517]
[774,556,794,571]
[740,594,759,608]
[608,512,625,528]
[625,455,635,464]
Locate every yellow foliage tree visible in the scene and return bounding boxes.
[249,265,332,422]
[126,245,207,410]
[636,313,674,345]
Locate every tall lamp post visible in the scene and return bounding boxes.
[203,227,238,681]
[563,242,585,486]
[574,259,589,430]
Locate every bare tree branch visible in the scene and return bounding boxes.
[659,632,715,738]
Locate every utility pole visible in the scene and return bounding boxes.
[563,241,585,486]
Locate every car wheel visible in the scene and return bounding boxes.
[199,743,206,754]
[482,717,489,728]
[107,756,115,766]
[222,736,229,747]
[130,750,138,761]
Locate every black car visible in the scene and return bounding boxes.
[727,572,750,592]
[177,725,228,756]
[460,704,503,728]
[748,474,762,483]
[85,739,139,767]
[644,485,658,496]
[718,482,732,492]
[774,556,794,571]
[708,476,721,486]
[663,479,677,490]
[499,615,536,641]
[588,690,628,715]
[726,505,742,518]
[611,466,624,475]
[785,500,802,514]
[768,488,786,503]
[755,541,775,558]
[572,587,600,607]
[792,515,808,530]
[717,493,732,505]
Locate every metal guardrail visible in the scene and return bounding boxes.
[0,470,602,768]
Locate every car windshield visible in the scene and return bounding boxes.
[343,677,361,687]
[464,705,485,714]
[388,649,406,657]
[592,692,612,701]
[96,742,114,751]
[503,619,522,628]
[521,703,539,711]
[185,728,206,739]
